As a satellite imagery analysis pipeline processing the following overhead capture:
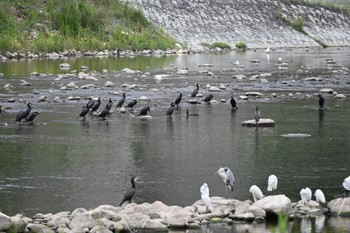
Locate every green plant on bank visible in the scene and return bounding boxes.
[210,42,231,49]
[235,42,247,50]
[272,212,288,233]
[0,0,176,53]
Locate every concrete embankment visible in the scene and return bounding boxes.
[126,0,350,48]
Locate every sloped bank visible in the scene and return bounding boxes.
[0,195,335,233]
[125,0,350,48]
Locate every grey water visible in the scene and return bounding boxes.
[1,47,350,232]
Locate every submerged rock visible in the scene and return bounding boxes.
[241,119,275,127]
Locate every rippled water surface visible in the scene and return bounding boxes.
[1,47,350,232]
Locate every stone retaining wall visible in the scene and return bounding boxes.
[125,0,350,48]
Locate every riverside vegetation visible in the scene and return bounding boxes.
[0,0,176,54]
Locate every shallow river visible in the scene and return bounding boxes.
[0,47,350,232]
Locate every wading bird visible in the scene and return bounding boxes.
[119,176,139,206]
[166,103,175,118]
[125,99,137,110]
[115,93,126,110]
[77,104,90,119]
[249,185,264,202]
[203,94,214,104]
[216,167,235,192]
[185,109,199,118]
[200,183,213,213]
[16,102,31,123]
[98,107,110,119]
[267,175,278,192]
[174,93,182,107]
[314,189,326,204]
[90,97,101,113]
[105,98,113,111]
[230,95,238,109]
[26,111,40,123]
[318,94,325,109]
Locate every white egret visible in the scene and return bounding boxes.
[217,167,235,192]
[249,185,264,202]
[314,189,326,203]
[342,175,350,197]
[267,174,278,192]
[200,183,213,213]
[300,187,312,204]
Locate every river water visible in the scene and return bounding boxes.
[0,47,350,232]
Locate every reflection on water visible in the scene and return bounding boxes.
[0,48,350,232]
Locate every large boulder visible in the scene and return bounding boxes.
[69,208,96,230]
[158,206,195,228]
[10,215,28,232]
[0,212,11,231]
[328,197,350,216]
[251,195,292,218]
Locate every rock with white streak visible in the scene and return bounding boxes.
[0,212,11,231]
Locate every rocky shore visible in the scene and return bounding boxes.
[1,195,348,233]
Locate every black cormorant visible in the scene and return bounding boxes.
[98,107,109,119]
[125,99,137,110]
[16,102,31,123]
[90,97,101,112]
[26,111,40,123]
[138,106,150,116]
[230,96,238,109]
[254,106,260,124]
[318,94,324,109]
[119,176,139,206]
[203,94,214,104]
[166,103,175,117]
[115,93,126,110]
[106,98,113,111]
[185,109,199,118]
[87,99,96,109]
[190,83,199,98]
[174,93,182,107]
[77,104,90,119]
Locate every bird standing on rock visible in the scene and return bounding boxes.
[125,99,137,110]
[203,94,213,104]
[90,97,101,113]
[254,106,260,124]
[191,83,200,98]
[138,106,151,116]
[105,98,113,111]
[341,176,350,197]
[200,183,213,213]
[249,185,264,202]
[119,176,139,206]
[115,93,126,110]
[16,102,31,123]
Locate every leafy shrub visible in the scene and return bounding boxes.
[211,42,231,49]
[235,42,247,49]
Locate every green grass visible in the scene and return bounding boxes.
[235,42,247,50]
[210,42,231,49]
[0,0,176,53]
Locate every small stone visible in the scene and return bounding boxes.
[209,86,220,92]
[177,69,188,75]
[20,80,32,86]
[253,216,265,224]
[105,81,114,87]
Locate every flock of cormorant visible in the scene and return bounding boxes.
[11,82,342,209]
